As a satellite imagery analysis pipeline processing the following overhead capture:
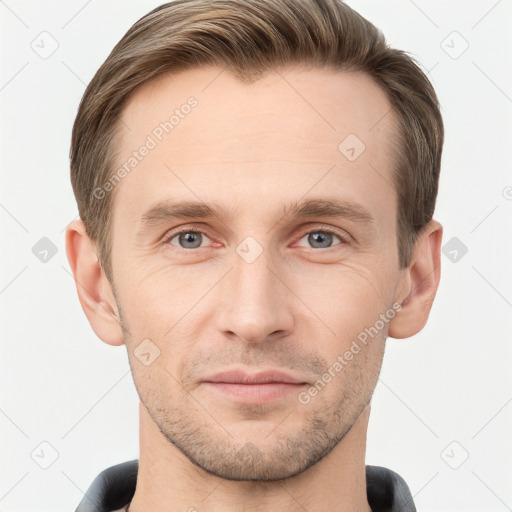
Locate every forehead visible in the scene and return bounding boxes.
[112,65,398,230]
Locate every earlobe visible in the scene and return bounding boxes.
[388,219,443,339]
[65,220,125,346]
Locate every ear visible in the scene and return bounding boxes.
[388,219,443,339]
[65,219,125,346]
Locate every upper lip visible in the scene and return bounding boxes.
[203,369,307,385]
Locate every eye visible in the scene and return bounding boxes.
[295,228,347,249]
[165,229,212,249]
[163,226,348,251]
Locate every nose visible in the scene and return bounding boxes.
[215,242,294,344]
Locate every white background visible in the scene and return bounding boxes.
[1,0,511,511]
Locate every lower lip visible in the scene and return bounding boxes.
[203,382,306,404]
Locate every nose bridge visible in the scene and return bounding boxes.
[234,239,275,301]
[217,237,291,343]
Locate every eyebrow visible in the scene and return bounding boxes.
[136,197,375,235]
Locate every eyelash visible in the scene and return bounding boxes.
[162,225,349,250]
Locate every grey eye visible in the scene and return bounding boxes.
[296,231,342,249]
[171,231,205,249]
[308,232,334,248]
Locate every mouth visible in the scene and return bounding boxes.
[202,369,308,405]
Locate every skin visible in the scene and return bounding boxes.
[66,65,442,512]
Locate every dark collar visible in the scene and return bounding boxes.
[75,459,416,512]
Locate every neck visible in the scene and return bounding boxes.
[128,403,372,512]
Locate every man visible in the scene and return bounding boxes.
[66,0,443,510]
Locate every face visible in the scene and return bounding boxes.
[109,65,404,480]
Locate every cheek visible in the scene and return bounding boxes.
[291,262,395,371]
[119,261,212,328]
[129,356,176,415]
[119,265,219,386]
[297,260,394,323]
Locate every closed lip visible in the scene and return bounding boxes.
[203,369,307,385]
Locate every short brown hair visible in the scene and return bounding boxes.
[70,0,444,282]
